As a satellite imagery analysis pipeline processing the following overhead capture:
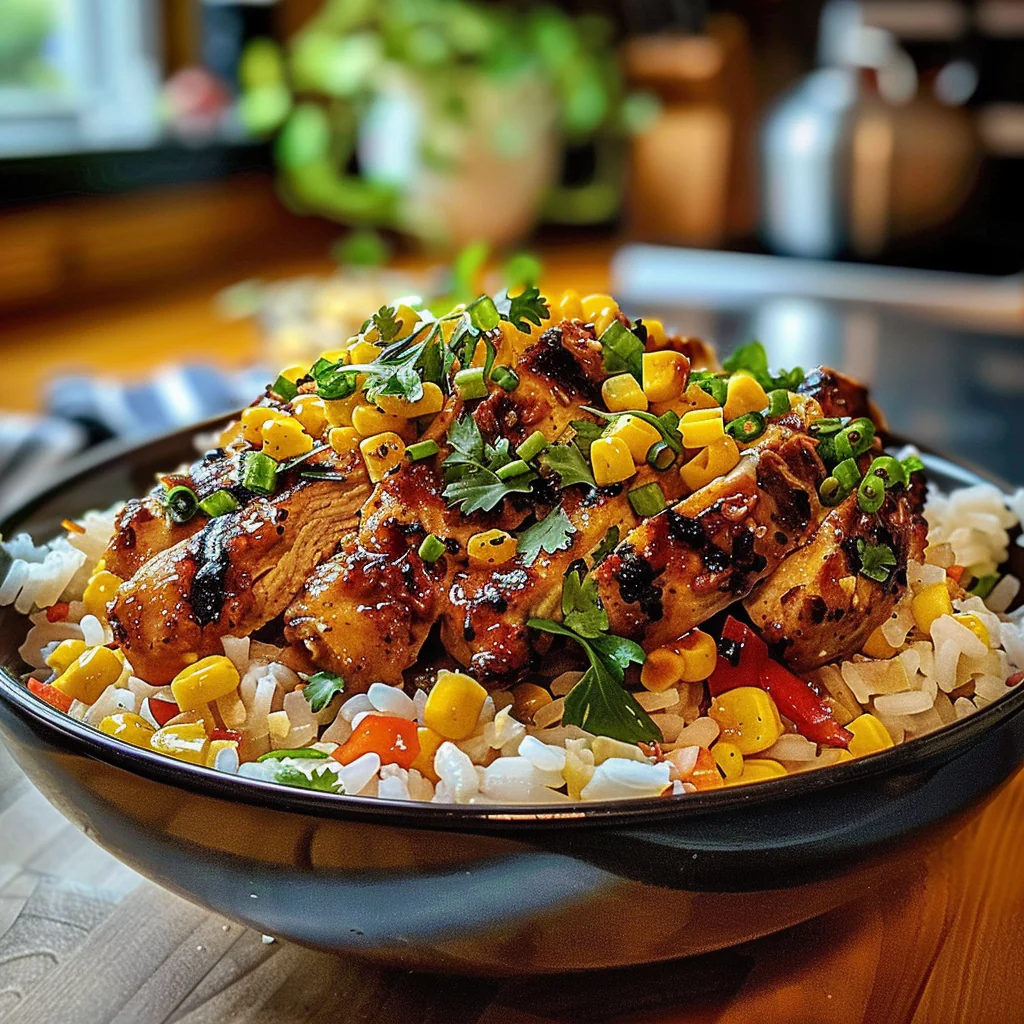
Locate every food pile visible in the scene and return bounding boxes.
[3,288,1023,804]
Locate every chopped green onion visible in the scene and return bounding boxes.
[857,472,886,513]
[418,534,446,563]
[165,485,199,524]
[689,371,727,406]
[406,440,440,461]
[725,411,766,442]
[810,417,844,437]
[454,367,488,400]
[819,477,847,507]
[467,295,500,332]
[199,489,240,518]
[646,441,677,470]
[491,365,520,392]
[257,748,329,762]
[816,437,836,465]
[865,455,906,489]
[902,454,926,476]
[765,389,791,417]
[599,320,644,382]
[833,457,862,491]
[496,459,531,481]
[272,374,299,402]
[516,430,548,462]
[969,573,1000,600]
[628,482,667,517]
[242,451,278,496]
[833,418,876,461]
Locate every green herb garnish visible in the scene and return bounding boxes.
[517,506,576,566]
[540,442,596,490]
[274,765,343,794]
[442,414,537,514]
[496,285,550,333]
[302,671,345,713]
[272,374,299,402]
[258,748,329,762]
[856,539,898,583]
[589,526,619,567]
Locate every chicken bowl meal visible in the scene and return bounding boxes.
[3,288,1023,808]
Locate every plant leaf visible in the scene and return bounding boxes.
[517,506,576,566]
[302,671,345,713]
[274,765,343,794]
[540,442,596,489]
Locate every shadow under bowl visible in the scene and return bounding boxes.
[1,427,1022,974]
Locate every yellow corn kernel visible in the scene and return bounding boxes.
[640,648,685,692]
[681,382,723,411]
[912,582,954,635]
[727,759,787,786]
[712,741,744,779]
[723,373,769,423]
[374,381,444,418]
[672,628,718,682]
[564,745,595,800]
[328,426,361,456]
[291,396,327,438]
[99,712,155,749]
[278,363,308,385]
[359,432,406,483]
[240,406,288,444]
[52,647,124,704]
[602,374,649,413]
[261,417,314,461]
[955,613,991,648]
[467,529,517,569]
[150,722,209,765]
[351,404,412,440]
[644,319,669,351]
[323,394,363,428]
[170,655,240,712]
[862,625,898,659]
[424,670,488,741]
[603,415,661,463]
[590,436,636,487]
[82,569,124,621]
[581,293,617,321]
[679,407,725,448]
[46,638,87,676]
[679,436,740,491]
[846,713,894,758]
[205,738,239,767]
[557,289,584,321]
[411,726,445,782]
[348,339,382,364]
[512,683,553,723]
[708,686,783,755]
[642,351,689,403]
[593,305,620,338]
[319,347,349,364]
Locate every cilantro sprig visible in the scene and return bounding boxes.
[540,442,596,489]
[302,671,345,713]
[528,569,661,744]
[274,764,344,794]
[442,414,538,514]
[517,506,575,566]
[722,341,805,393]
[856,539,898,584]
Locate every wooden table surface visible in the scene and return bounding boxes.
[2,244,1024,1023]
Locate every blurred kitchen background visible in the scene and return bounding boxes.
[2,0,1024,514]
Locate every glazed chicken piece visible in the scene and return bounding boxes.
[797,368,873,421]
[744,471,927,671]
[109,468,370,684]
[594,428,829,649]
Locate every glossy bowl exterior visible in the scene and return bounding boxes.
[1,430,1022,974]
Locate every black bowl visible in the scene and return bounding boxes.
[1,428,1022,974]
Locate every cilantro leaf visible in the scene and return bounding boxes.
[311,358,360,401]
[442,415,538,514]
[274,765,344,794]
[561,569,608,639]
[497,285,550,333]
[772,366,805,391]
[856,539,898,584]
[517,506,576,566]
[442,469,535,515]
[590,526,619,567]
[722,341,772,390]
[302,671,345,713]
[569,419,605,456]
[371,304,401,344]
[562,659,661,745]
[540,442,596,490]
[588,633,646,674]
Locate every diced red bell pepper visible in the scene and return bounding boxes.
[45,602,70,623]
[148,697,180,728]
[210,728,243,744]
[332,715,420,769]
[27,679,74,713]
[759,659,852,748]
[707,616,769,696]
[686,747,725,791]
[946,565,965,585]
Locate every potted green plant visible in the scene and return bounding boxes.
[239,0,650,248]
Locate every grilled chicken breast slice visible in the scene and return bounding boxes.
[594,430,828,648]
[109,474,370,683]
[744,474,927,671]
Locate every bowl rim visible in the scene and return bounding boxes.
[1,422,1022,831]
